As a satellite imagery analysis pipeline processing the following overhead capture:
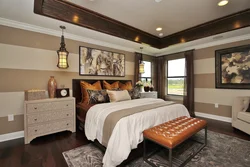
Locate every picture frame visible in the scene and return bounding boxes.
[215,44,250,89]
[79,46,125,76]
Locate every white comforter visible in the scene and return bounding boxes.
[85,98,190,167]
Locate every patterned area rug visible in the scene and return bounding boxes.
[62,130,250,167]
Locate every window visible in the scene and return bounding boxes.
[140,61,152,83]
[167,58,186,95]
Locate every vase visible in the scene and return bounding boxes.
[140,86,143,92]
[149,87,154,92]
[144,86,150,92]
[48,76,57,98]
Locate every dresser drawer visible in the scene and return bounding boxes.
[27,110,73,124]
[27,119,73,137]
[26,100,73,113]
[140,92,157,98]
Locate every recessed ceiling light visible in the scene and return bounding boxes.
[218,0,229,6]
[159,33,163,37]
[156,27,162,31]
[155,0,162,2]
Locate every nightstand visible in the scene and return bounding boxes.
[140,91,158,99]
[24,97,75,144]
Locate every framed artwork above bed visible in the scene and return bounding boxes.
[215,44,250,89]
[79,46,125,76]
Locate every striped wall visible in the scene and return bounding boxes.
[194,39,250,118]
[0,25,135,135]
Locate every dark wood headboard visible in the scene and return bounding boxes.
[72,79,132,104]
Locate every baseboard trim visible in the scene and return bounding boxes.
[195,112,232,123]
[0,131,24,142]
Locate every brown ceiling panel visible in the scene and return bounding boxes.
[34,0,250,49]
[34,0,160,48]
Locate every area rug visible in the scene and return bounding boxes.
[62,130,250,167]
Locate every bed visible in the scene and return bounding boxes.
[72,79,190,167]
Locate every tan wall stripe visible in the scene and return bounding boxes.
[0,68,134,92]
[195,74,215,88]
[195,102,231,118]
[0,115,24,135]
[195,88,250,106]
[0,25,135,62]
[194,39,250,60]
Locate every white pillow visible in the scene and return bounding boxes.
[107,90,131,102]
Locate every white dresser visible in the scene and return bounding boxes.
[140,91,158,99]
[24,97,75,144]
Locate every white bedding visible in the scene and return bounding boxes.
[85,98,190,167]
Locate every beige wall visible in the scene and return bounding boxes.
[0,25,135,135]
[194,39,250,118]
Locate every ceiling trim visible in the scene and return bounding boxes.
[34,0,250,49]
[156,30,250,56]
[0,17,139,53]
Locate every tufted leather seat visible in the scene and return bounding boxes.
[143,116,207,149]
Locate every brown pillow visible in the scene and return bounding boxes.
[119,81,133,90]
[103,80,119,90]
[80,81,102,104]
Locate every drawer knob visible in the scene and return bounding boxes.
[34,119,37,121]
[34,107,37,110]
[67,114,69,116]
[67,123,69,126]
[35,130,37,132]
[66,104,69,106]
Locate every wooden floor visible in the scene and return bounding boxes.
[0,117,249,167]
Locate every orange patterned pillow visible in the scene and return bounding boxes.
[103,80,119,90]
[80,81,102,104]
[119,81,133,90]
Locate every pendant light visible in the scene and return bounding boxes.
[57,26,69,69]
[139,47,145,74]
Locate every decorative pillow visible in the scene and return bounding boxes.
[87,89,109,104]
[80,81,102,104]
[119,81,133,90]
[107,90,131,102]
[103,80,119,90]
[128,87,140,99]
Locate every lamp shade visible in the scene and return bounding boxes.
[139,62,145,74]
[57,26,69,69]
[57,50,69,69]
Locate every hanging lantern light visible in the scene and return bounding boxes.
[139,47,145,74]
[57,26,69,69]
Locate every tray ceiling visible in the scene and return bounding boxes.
[67,0,250,37]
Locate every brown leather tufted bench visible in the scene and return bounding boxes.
[143,116,207,167]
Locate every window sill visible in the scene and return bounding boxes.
[165,95,183,102]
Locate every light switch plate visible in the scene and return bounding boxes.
[8,114,14,121]
[215,103,219,108]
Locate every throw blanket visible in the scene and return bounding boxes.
[84,98,190,167]
[102,102,175,146]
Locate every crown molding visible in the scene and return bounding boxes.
[1,17,250,57]
[0,17,139,53]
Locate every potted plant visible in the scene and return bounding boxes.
[135,81,144,92]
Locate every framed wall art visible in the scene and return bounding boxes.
[215,44,250,89]
[79,46,125,76]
